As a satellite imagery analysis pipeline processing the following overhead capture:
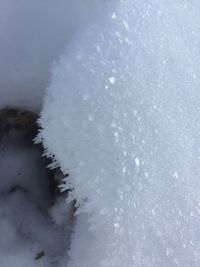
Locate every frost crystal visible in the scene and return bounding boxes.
[108,77,116,85]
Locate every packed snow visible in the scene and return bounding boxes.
[38,0,200,266]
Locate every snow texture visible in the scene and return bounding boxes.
[0,0,100,111]
[38,1,200,266]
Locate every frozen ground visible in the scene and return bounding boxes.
[0,120,73,267]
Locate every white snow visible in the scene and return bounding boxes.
[108,77,116,85]
[134,157,140,167]
[35,0,200,266]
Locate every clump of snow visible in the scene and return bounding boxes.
[38,1,200,266]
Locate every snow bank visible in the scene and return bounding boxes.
[38,1,200,266]
[0,0,100,111]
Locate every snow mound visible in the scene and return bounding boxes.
[38,1,200,266]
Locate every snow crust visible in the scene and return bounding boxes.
[39,1,200,266]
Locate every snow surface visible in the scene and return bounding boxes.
[36,0,200,267]
[0,0,101,111]
[38,0,200,266]
[0,129,72,267]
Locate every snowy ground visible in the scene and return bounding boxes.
[0,111,73,267]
